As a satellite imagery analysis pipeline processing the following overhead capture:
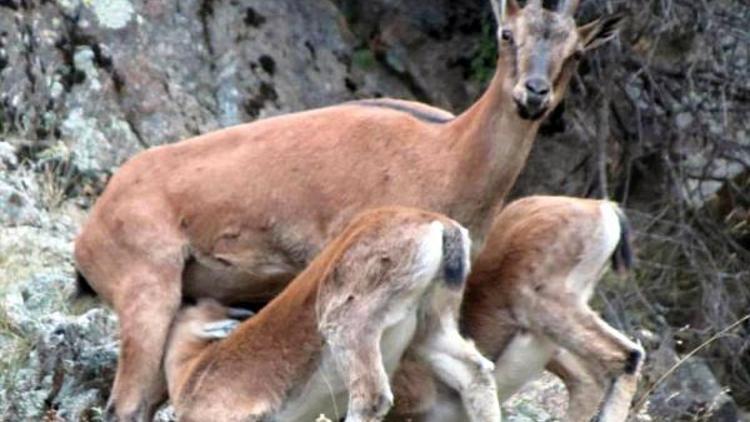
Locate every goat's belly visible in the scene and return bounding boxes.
[493,332,556,402]
[381,312,419,375]
[182,258,298,303]
[426,392,469,422]
[273,313,419,421]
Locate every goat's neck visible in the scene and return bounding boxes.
[442,63,542,236]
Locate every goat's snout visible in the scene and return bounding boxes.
[525,78,550,99]
[514,77,552,120]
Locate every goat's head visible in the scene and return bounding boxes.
[491,0,624,120]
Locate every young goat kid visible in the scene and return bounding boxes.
[164,207,499,422]
[389,196,645,422]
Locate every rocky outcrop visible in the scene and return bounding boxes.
[1,0,411,178]
[643,340,741,422]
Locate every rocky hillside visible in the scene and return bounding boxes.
[1,0,748,420]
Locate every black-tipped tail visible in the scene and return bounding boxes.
[73,269,98,300]
[611,207,634,274]
[442,225,468,288]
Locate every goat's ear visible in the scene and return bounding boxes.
[578,13,625,51]
[506,0,521,18]
[194,319,240,340]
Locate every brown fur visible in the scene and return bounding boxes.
[73,1,622,419]
[164,207,499,422]
[389,196,644,422]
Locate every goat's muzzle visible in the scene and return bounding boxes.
[513,78,551,121]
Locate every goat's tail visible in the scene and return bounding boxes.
[72,269,98,300]
[442,224,470,288]
[611,206,634,274]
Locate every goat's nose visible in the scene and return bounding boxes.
[525,78,550,97]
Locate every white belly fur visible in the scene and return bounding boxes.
[494,332,557,402]
[273,313,419,421]
[426,395,469,422]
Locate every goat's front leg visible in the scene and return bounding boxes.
[327,326,394,422]
[415,313,500,422]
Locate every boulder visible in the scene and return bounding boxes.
[0,0,412,176]
[643,341,740,421]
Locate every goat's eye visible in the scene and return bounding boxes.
[501,29,514,43]
[572,50,583,61]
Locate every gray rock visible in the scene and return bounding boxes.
[0,307,118,421]
[502,372,566,421]
[1,0,413,176]
[676,112,694,129]
[0,142,17,170]
[154,405,176,422]
[645,342,740,421]
[0,179,41,227]
[0,223,74,286]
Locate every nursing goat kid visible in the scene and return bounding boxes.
[74,0,624,418]
[389,196,645,422]
[164,207,499,422]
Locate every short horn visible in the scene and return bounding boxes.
[490,0,520,24]
[558,0,580,16]
[490,0,503,24]
[528,0,542,8]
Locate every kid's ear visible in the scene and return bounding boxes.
[578,13,625,51]
[194,319,240,340]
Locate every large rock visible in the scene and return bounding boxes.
[0,179,41,226]
[0,305,118,421]
[644,341,740,421]
[0,0,413,176]
[502,372,566,422]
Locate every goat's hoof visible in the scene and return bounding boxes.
[474,355,495,374]
[104,402,119,422]
[368,391,394,417]
[376,390,395,414]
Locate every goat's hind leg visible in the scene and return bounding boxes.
[524,293,643,378]
[325,322,394,422]
[415,308,500,422]
[547,348,606,422]
[596,344,643,422]
[526,294,644,421]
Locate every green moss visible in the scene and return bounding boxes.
[352,48,377,71]
[0,302,33,396]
